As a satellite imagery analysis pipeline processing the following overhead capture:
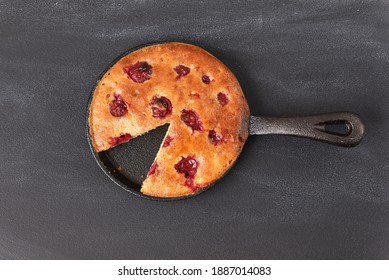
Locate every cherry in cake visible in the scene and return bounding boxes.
[124,61,152,83]
[89,42,249,198]
[109,94,127,117]
[150,96,173,119]
[180,109,203,132]
[201,74,211,84]
[108,133,132,147]
[208,129,228,145]
[174,64,190,79]
[217,92,229,106]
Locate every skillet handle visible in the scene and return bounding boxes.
[249,112,365,147]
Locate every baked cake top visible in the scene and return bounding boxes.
[89,42,249,197]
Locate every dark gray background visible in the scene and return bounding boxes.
[1,0,388,259]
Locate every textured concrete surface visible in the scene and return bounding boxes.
[0,0,388,259]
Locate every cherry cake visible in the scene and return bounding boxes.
[89,42,249,197]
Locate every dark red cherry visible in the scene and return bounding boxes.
[147,162,158,177]
[109,94,127,117]
[201,75,211,84]
[163,135,173,147]
[217,92,229,106]
[150,96,173,119]
[208,129,227,145]
[174,65,190,79]
[174,156,199,179]
[184,178,200,192]
[180,109,203,132]
[124,61,152,83]
[108,133,132,147]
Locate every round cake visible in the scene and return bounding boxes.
[88,42,249,197]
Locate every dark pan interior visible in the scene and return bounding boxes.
[98,124,169,191]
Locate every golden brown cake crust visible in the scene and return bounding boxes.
[89,42,249,197]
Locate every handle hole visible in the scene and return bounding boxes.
[321,121,351,136]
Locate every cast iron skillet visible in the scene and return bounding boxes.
[86,43,365,201]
